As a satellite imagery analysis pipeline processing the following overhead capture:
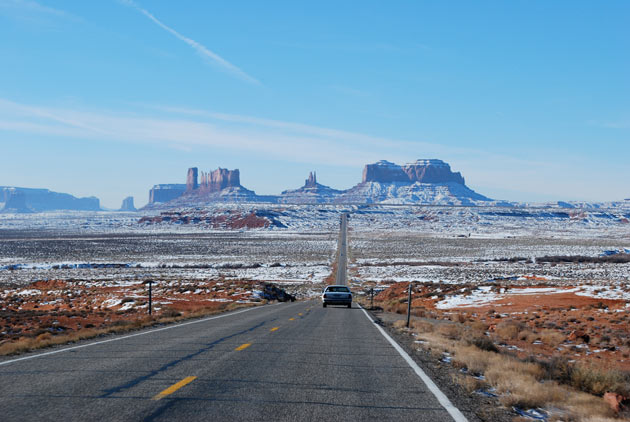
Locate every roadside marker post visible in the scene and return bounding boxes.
[370,288,374,309]
[143,280,154,316]
[406,281,412,328]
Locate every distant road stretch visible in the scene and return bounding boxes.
[336,213,348,285]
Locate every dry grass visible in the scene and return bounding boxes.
[437,323,463,340]
[539,329,566,347]
[452,373,486,394]
[517,329,538,343]
[452,344,616,418]
[494,321,522,341]
[571,365,630,397]
[411,320,434,333]
[392,318,621,421]
[392,319,408,329]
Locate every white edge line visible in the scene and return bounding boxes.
[0,302,286,367]
[359,305,468,422]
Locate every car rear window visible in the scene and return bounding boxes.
[326,286,349,292]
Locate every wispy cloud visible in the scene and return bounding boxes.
[0,0,65,16]
[0,0,81,22]
[0,98,558,170]
[2,98,627,201]
[0,98,476,169]
[119,0,260,85]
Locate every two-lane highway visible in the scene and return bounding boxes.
[0,299,463,421]
[336,213,348,285]
[0,213,469,421]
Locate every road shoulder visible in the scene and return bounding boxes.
[364,308,514,422]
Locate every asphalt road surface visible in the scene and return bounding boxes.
[336,213,348,285]
[0,301,465,421]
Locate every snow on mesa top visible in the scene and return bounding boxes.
[404,159,451,168]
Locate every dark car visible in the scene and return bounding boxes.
[322,285,352,308]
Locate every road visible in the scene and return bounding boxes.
[0,302,468,421]
[0,214,468,421]
[336,213,348,285]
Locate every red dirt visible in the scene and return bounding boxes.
[372,282,630,371]
[138,210,271,229]
[0,279,288,348]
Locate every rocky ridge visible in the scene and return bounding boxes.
[278,172,342,204]
[144,159,497,208]
[0,187,100,213]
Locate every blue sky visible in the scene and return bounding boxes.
[0,0,628,208]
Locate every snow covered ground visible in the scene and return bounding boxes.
[1,203,629,293]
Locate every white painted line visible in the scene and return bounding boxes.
[359,305,468,422]
[0,302,288,367]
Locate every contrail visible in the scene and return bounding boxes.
[120,0,260,85]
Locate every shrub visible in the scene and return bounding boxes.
[393,320,408,329]
[571,365,630,396]
[467,336,498,353]
[411,320,434,333]
[495,321,523,340]
[160,308,181,318]
[540,329,566,347]
[438,324,463,340]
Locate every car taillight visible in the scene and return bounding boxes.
[323,294,328,298]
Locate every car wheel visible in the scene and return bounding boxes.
[323,303,327,308]
[347,304,351,308]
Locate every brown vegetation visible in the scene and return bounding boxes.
[362,281,630,420]
[0,278,294,356]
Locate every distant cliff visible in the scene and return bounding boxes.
[0,187,100,212]
[362,159,465,184]
[193,167,241,192]
[145,159,495,208]
[336,159,490,205]
[145,167,269,208]
[148,184,186,204]
[119,196,137,212]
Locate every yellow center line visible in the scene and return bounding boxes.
[270,327,279,332]
[152,376,197,401]
[289,317,295,321]
[235,343,251,351]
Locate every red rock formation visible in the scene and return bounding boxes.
[305,171,317,188]
[361,159,465,184]
[186,167,198,191]
[362,161,409,183]
[403,160,465,184]
[198,168,241,192]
